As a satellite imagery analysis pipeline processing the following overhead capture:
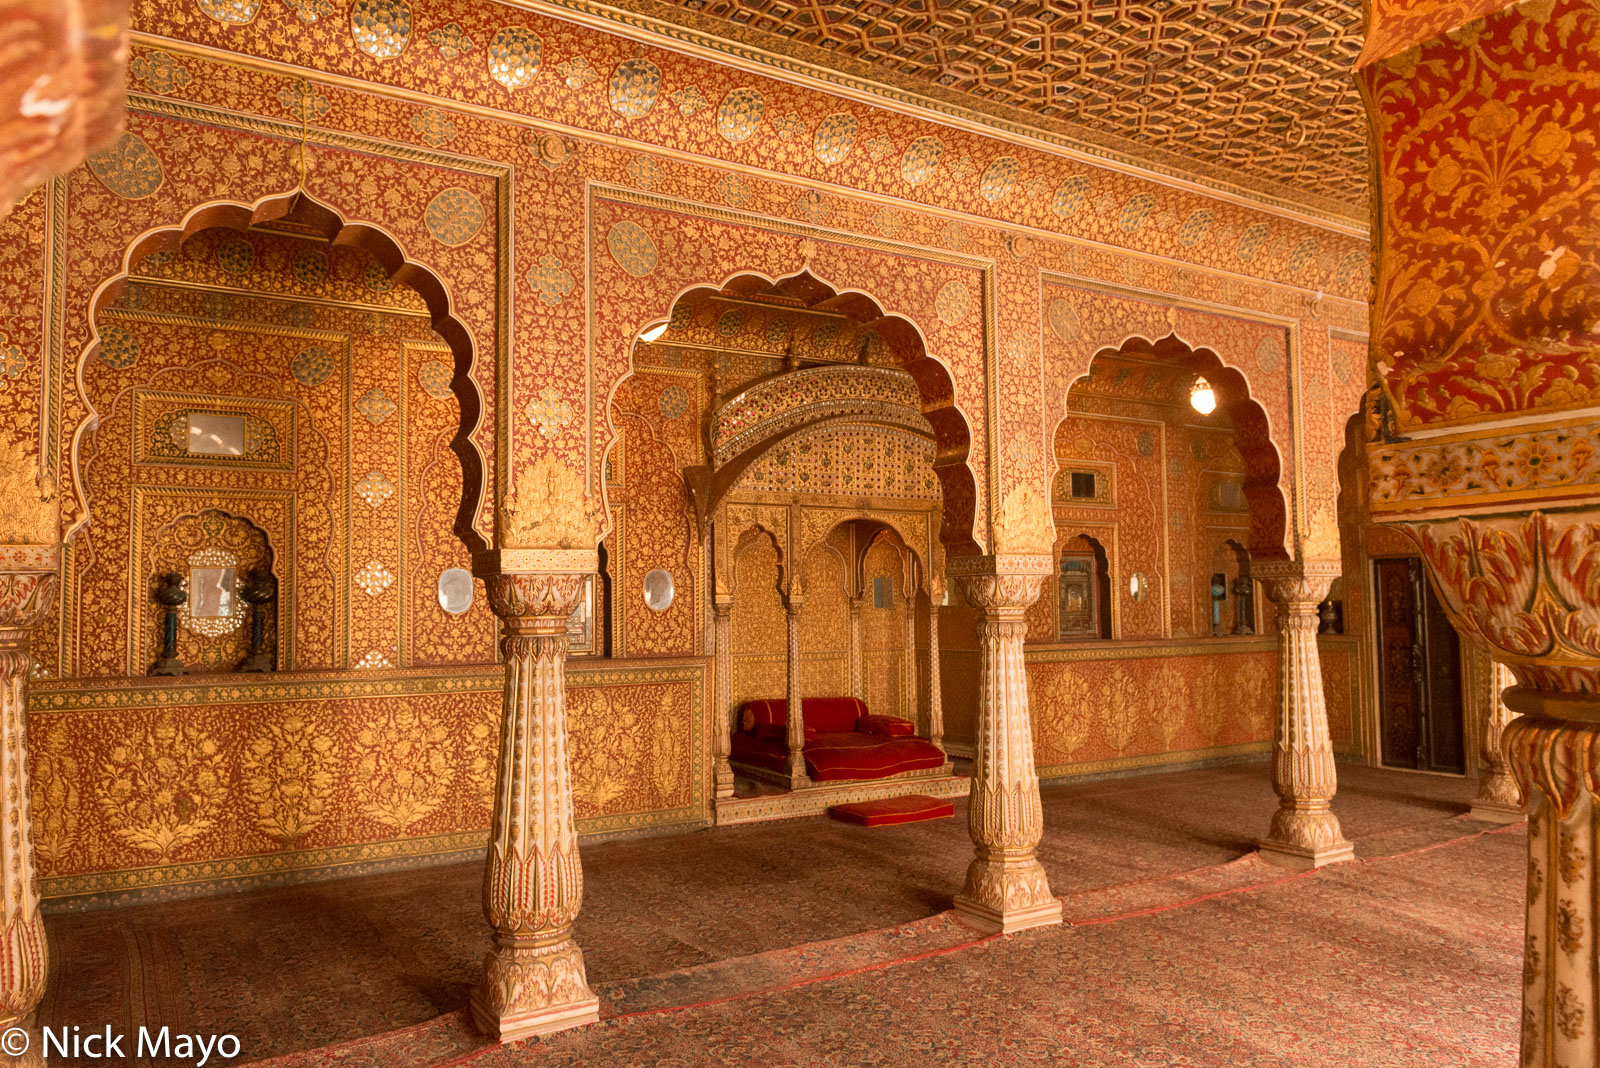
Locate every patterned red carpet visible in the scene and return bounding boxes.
[41,762,1521,1067]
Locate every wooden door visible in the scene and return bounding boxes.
[1373,557,1465,773]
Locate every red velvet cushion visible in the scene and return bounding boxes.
[730,731,789,773]
[858,715,915,737]
[738,697,870,735]
[803,696,870,733]
[803,733,947,782]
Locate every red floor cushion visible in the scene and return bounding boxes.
[803,732,947,781]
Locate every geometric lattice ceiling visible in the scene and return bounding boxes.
[637,0,1369,215]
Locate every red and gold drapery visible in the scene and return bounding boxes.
[0,0,129,216]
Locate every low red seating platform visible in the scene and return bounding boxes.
[829,794,955,827]
[731,697,947,782]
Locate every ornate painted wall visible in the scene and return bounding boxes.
[0,0,1375,901]
[56,226,496,678]
[27,658,709,904]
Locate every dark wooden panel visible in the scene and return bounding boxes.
[1374,558,1422,769]
[1419,573,1466,773]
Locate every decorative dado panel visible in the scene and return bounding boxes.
[1024,638,1279,779]
[27,659,709,904]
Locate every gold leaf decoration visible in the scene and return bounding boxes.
[994,484,1055,555]
[98,716,228,863]
[353,704,452,833]
[501,453,602,550]
[242,713,337,846]
[0,434,56,545]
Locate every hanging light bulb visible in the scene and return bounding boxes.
[1189,375,1217,415]
[639,321,668,343]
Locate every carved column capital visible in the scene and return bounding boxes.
[481,571,588,626]
[1404,510,1600,694]
[1254,559,1339,609]
[955,572,1044,615]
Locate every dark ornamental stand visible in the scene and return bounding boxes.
[238,570,277,673]
[149,572,188,677]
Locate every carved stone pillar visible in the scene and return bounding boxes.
[1398,511,1600,1066]
[901,591,918,723]
[926,593,944,750]
[0,548,57,1059]
[1254,559,1354,870]
[712,599,735,800]
[848,596,864,700]
[469,565,599,1040]
[784,596,808,788]
[1508,711,1600,1067]
[1470,659,1523,823]
[952,559,1061,934]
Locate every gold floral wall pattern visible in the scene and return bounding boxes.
[1364,0,1600,432]
[59,228,493,678]
[1026,644,1278,775]
[27,662,708,901]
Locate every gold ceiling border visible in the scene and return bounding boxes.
[499,0,1367,231]
[587,182,1001,547]
[125,35,1365,299]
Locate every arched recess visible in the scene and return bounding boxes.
[607,270,983,560]
[1056,334,1289,561]
[67,189,489,557]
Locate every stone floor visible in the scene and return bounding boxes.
[39,761,1520,1067]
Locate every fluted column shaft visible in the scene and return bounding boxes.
[1470,660,1523,822]
[470,571,599,1041]
[712,601,735,800]
[848,596,864,700]
[902,593,918,722]
[785,598,808,787]
[0,564,54,1058]
[1508,711,1600,1067]
[1255,560,1353,870]
[927,596,944,751]
[953,570,1061,934]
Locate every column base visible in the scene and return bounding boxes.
[148,657,186,676]
[468,938,600,1043]
[714,760,735,800]
[953,851,1063,934]
[953,894,1064,934]
[1467,800,1525,824]
[1256,837,1356,871]
[469,991,599,1043]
